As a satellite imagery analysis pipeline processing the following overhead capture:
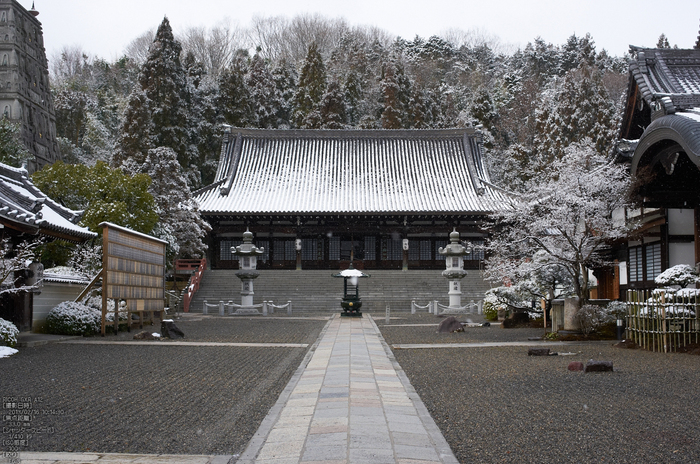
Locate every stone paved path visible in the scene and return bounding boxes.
[13,315,458,464]
[237,314,458,464]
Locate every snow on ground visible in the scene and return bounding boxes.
[0,346,18,358]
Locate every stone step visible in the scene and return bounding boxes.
[188,269,491,313]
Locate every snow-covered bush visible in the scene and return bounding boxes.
[605,301,627,320]
[45,301,100,336]
[655,264,699,289]
[0,317,19,347]
[576,304,614,335]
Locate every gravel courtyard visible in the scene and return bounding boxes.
[375,312,700,464]
[0,316,328,457]
[2,312,700,463]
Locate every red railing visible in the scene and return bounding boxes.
[177,258,206,313]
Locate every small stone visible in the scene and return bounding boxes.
[613,339,638,349]
[437,316,464,333]
[161,320,185,339]
[133,331,158,340]
[584,360,613,372]
[568,361,584,371]
[528,348,550,356]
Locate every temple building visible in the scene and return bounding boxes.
[0,0,60,171]
[612,41,700,294]
[195,127,511,271]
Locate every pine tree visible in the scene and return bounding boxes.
[138,17,190,168]
[141,147,210,259]
[113,89,154,170]
[271,59,297,128]
[292,42,327,128]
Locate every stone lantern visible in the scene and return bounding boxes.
[438,228,470,308]
[332,263,370,317]
[232,229,264,307]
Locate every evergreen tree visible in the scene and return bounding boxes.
[657,33,671,49]
[319,80,347,129]
[0,118,30,167]
[217,51,253,127]
[292,42,327,128]
[141,147,210,259]
[246,52,281,128]
[139,17,190,168]
[379,59,411,129]
[113,89,154,170]
[31,161,158,234]
[271,59,297,128]
[534,64,620,163]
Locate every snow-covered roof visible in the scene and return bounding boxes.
[43,266,91,284]
[628,47,700,112]
[196,128,510,216]
[0,162,96,241]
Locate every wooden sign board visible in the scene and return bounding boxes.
[99,222,167,335]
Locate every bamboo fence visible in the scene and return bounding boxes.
[626,289,700,353]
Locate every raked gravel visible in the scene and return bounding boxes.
[376,313,700,464]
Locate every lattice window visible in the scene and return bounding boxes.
[629,246,642,282]
[329,237,340,260]
[219,240,241,261]
[435,240,448,260]
[645,243,662,281]
[364,236,376,261]
[302,238,318,261]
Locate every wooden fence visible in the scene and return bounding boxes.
[626,289,700,353]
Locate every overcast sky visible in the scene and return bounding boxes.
[21,0,700,62]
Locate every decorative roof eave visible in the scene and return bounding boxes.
[630,113,700,175]
[627,48,700,115]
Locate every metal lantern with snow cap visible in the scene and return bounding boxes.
[332,263,370,317]
[232,229,264,307]
[438,228,470,309]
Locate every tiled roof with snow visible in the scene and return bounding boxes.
[196,128,511,216]
[0,162,96,241]
[629,47,700,111]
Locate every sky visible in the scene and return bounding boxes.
[19,0,700,62]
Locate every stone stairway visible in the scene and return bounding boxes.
[187,269,492,314]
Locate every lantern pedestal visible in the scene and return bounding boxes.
[438,229,470,309]
[232,229,264,308]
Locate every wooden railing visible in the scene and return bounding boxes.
[177,258,206,313]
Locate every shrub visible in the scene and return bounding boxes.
[46,301,100,336]
[577,304,607,335]
[655,264,699,289]
[482,300,499,321]
[605,301,627,320]
[0,318,19,347]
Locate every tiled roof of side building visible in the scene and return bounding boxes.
[0,162,96,241]
[196,128,513,216]
[628,47,700,111]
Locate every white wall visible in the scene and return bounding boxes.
[33,282,85,330]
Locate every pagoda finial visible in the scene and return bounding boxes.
[29,2,39,17]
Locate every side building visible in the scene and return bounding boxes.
[195,127,511,271]
[0,0,59,171]
[613,42,700,294]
